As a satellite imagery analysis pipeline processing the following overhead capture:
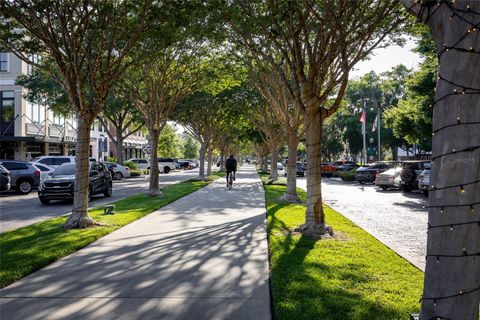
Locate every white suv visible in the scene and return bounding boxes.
[157,158,176,174]
[127,158,164,172]
[34,156,76,168]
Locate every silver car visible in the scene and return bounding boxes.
[33,163,55,181]
[103,162,131,180]
[375,167,402,190]
[418,169,430,196]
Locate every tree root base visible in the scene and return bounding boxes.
[148,189,163,197]
[279,193,302,204]
[294,222,334,239]
[64,217,105,229]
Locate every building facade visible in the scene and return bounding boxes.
[0,52,111,161]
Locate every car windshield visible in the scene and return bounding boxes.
[53,163,76,176]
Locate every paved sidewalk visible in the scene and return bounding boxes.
[0,165,271,320]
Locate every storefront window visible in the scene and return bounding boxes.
[0,52,8,72]
[1,91,15,122]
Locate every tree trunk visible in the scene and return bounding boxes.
[401,2,480,319]
[270,147,279,181]
[207,147,213,176]
[64,116,99,229]
[297,111,332,236]
[281,130,300,203]
[148,128,161,197]
[198,142,207,181]
[263,155,268,172]
[220,153,225,171]
[116,131,124,165]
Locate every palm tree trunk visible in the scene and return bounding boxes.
[148,128,161,197]
[263,155,268,172]
[64,116,99,229]
[281,130,300,202]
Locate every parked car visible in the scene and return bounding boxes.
[178,159,194,169]
[126,158,150,170]
[418,169,431,196]
[0,164,11,192]
[188,159,199,168]
[375,167,402,190]
[277,162,285,176]
[33,163,56,181]
[38,162,112,204]
[355,162,394,184]
[400,161,431,193]
[157,158,176,174]
[0,160,41,194]
[321,163,337,177]
[334,160,358,171]
[296,162,306,177]
[33,155,76,168]
[173,159,182,169]
[102,162,131,180]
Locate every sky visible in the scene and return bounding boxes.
[350,38,423,79]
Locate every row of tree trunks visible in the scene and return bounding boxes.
[207,147,213,176]
[270,147,279,181]
[281,131,300,203]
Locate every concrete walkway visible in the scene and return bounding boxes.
[0,165,271,320]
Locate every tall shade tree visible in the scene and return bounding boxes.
[249,65,303,202]
[253,103,285,181]
[121,45,206,195]
[403,1,480,319]
[174,92,219,181]
[0,0,152,228]
[227,0,406,235]
[98,96,144,165]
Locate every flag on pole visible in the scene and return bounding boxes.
[359,111,366,125]
[372,114,378,132]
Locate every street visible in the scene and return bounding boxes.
[0,168,211,233]
[297,177,428,270]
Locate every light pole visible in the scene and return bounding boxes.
[369,137,374,163]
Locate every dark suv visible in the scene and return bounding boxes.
[38,162,112,204]
[0,160,41,194]
[0,164,11,192]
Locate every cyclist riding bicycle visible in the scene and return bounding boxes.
[225,155,237,188]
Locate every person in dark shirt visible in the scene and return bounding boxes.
[225,155,237,187]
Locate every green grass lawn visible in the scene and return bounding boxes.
[0,174,223,288]
[265,184,424,320]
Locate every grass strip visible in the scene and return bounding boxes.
[264,183,424,320]
[0,172,224,288]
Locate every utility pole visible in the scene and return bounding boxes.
[374,98,381,162]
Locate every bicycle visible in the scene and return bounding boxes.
[228,171,235,190]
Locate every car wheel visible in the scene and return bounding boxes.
[17,180,33,194]
[104,183,112,198]
[358,181,366,185]
[39,197,50,204]
[114,172,123,180]
[402,185,412,193]
[423,190,429,196]
[381,186,388,190]
[164,166,170,174]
